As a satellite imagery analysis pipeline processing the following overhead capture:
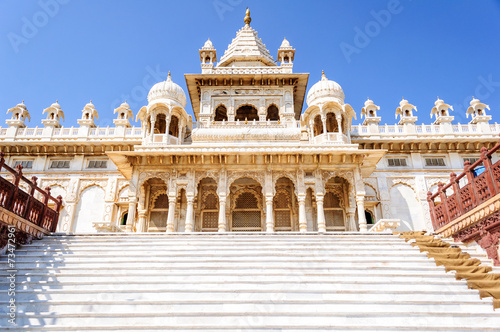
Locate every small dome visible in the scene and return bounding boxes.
[120,101,130,109]
[399,98,409,107]
[51,100,61,109]
[202,38,214,49]
[434,97,444,106]
[364,98,374,107]
[470,96,480,106]
[85,100,95,109]
[147,72,187,107]
[306,71,345,106]
[280,38,291,48]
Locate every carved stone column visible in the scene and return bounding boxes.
[265,196,274,232]
[321,115,327,135]
[218,195,227,232]
[149,119,155,142]
[125,197,137,232]
[316,193,326,232]
[336,115,343,136]
[357,195,368,232]
[177,124,183,144]
[298,194,307,232]
[346,207,357,231]
[166,195,176,233]
[184,195,195,232]
[137,209,147,232]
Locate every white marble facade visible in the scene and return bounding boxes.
[1,9,499,234]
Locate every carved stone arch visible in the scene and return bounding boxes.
[274,188,292,209]
[150,189,168,208]
[195,173,220,187]
[226,172,264,193]
[235,103,259,121]
[138,172,170,191]
[324,187,345,208]
[390,179,419,202]
[77,180,107,201]
[273,173,297,196]
[234,100,259,110]
[201,189,219,210]
[363,182,379,201]
[231,187,263,211]
[117,182,130,198]
[322,171,355,189]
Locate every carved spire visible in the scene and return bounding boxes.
[244,7,251,26]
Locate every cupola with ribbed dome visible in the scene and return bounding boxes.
[430,97,454,125]
[147,72,187,108]
[361,98,381,127]
[467,97,491,132]
[77,101,99,127]
[6,101,30,128]
[42,101,64,128]
[306,71,345,106]
[113,101,134,127]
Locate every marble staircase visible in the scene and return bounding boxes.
[1,233,499,331]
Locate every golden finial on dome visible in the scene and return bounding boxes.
[321,70,326,80]
[244,7,251,26]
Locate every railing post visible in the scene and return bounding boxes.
[52,195,63,232]
[8,164,23,211]
[450,172,464,215]
[438,182,450,226]
[39,187,51,227]
[480,146,497,195]
[427,191,438,230]
[464,161,478,207]
[22,176,38,220]
[0,151,5,169]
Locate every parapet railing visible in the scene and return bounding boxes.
[351,123,500,137]
[0,152,62,233]
[193,120,298,129]
[427,139,500,230]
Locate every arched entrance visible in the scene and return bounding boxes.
[230,177,263,231]
[324,176,349,231]
[143,178,169,232]
[196,177,219,232]
[235,105,258,121]
[274,177,297,231]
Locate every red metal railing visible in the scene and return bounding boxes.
[428,140,500,231]
[0,152,62,232]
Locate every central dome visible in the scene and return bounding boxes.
[147,72,187,107]
[306,71,345,106]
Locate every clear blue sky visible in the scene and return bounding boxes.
[1,0,499,127]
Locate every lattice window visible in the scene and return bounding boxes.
[232,192,261,230]
[274,191,291,230]
[324,192,345,230]
[201,192,219,231]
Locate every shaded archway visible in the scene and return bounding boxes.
[214,105,228,121]
[154,114,166,134]
[266,104,280,121]
[230,177,263,231]
[143,178,169,232]
[313,115,323,136]
[169,115,179,137]
[235,105,258,121]
[326,113,338,133]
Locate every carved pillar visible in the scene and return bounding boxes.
[298,194,307,232]
[316,193,326,232]
[125,197,137,232]
[346,207,357,231]
[149,119,155,142]
[166,195,176,233]
[137,209,147,232]
[357,195,367,232]
[265,196,274,232]
[321,115,327,135]
[185,195,195,232]
[177,124,183,144]
[337,115,343,136]
[218,195,227,232]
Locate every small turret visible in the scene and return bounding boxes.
[113,101,133,127]
[6,101,30,128]
[200,38,217,74]
[467,97,492,132]
[395,98,417,124]
[42,101,64,128]
[77,101,99,127]
[361,98,381,133]
[277,38,295,73]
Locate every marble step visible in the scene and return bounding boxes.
[8,311,500,330]
[2,280,473,292]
